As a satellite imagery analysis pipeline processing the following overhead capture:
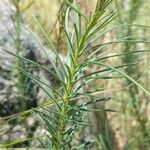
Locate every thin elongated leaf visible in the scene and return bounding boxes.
[21,24,64,79]
[34,110,57,139]
[63,0,86,19]
[21,0,35,12]
[32,16,67,79]
[88,12,116,39]
[1,47,66,88]
[89,50,150,63]
[82,24,150,53]
[64,29,74,55]
[0,136,42,148]
[93,62,150,97]
[17,68,62,109]
[82,40,150,59]
[83,97,112,106]
[76,62,137,82]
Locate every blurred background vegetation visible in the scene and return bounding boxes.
[0,0,150,149]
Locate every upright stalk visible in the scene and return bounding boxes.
[56,53,78,149]
[14,0,26,111]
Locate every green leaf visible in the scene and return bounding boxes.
[63,0,86,19]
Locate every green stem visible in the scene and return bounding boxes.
[15,0,25,111]
[56,55,77,150]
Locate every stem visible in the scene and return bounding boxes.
[56,55,78,150]
[15,0,26,111]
